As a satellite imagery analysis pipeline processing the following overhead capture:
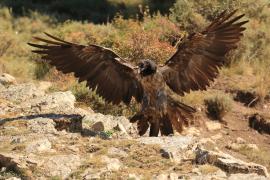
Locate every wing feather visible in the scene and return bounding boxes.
[28,33,143,105]
[161,10,248,95]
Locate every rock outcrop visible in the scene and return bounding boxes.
[0,77,269,179]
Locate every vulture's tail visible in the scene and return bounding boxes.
[166,101,196,134]
[130,101,196,136]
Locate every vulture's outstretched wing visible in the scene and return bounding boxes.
[160,10,248,95]
[28,33,143,105]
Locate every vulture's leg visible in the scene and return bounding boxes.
[149,118,160,137]
[160,116,173,136]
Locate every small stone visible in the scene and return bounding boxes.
[169,173,178,180]
[91,121,105,131]
[154,174,168,180]
[26,139,52,153]
[236,137,246,144]
[10,136,26,144]
[108,147,128,157]
[101,156,122,171]
[205,121,222,131]
[138,136,194,162]
[27,118,57,134]
[128,174,141,180]
[0,73,16,85]
[83,113,130,133]
[42,154,81,178]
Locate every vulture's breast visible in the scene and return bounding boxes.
[140,72,167,114]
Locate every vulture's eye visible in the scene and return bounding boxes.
[139,63,144,68]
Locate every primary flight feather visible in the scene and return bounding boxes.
[28,10,248,136]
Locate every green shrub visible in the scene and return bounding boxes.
[204,93,233,121]
[70,81,139,117]
[34,61,51,79]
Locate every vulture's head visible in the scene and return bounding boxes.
[138,59,157,76]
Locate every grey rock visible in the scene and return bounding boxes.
[10,136,26,144]
[236,137,246,144]
[138,136,194,162]
[153,174,168,180]
[83,113,130,132]
[21,91,75,114]
[101,155,122,171]
[27,118,57,134]
[0,153,32,178]
[41,154,81,178]
[0,73,16,85]
[0,83,45,102]
[195,146,269,177]
[25,138,52,153]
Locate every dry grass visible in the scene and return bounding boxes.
[68,139,175,178]
[204,93,233,121]
[199,164,220,175]
[233,145,270,170]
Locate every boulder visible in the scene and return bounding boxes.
[41,154,81,178]
[21,91,76,114]
[0,83,45,102]
[195,146,269,177]
[0,73,16,85]
[101,156,122,171]
[25,138,52,153]
[27,117,57,134]
[82,113,130,133]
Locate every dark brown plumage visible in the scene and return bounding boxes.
[28,10,248,136]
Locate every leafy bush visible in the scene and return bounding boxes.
[70,81,139,116]
[204,93,233,121]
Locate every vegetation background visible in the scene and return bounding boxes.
[0,0,269,117]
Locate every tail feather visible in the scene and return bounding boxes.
[168,102,196,133]
[130,102,196,136]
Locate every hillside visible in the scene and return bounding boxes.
[0,74,269,179]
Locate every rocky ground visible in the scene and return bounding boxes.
[0,73,269,180]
